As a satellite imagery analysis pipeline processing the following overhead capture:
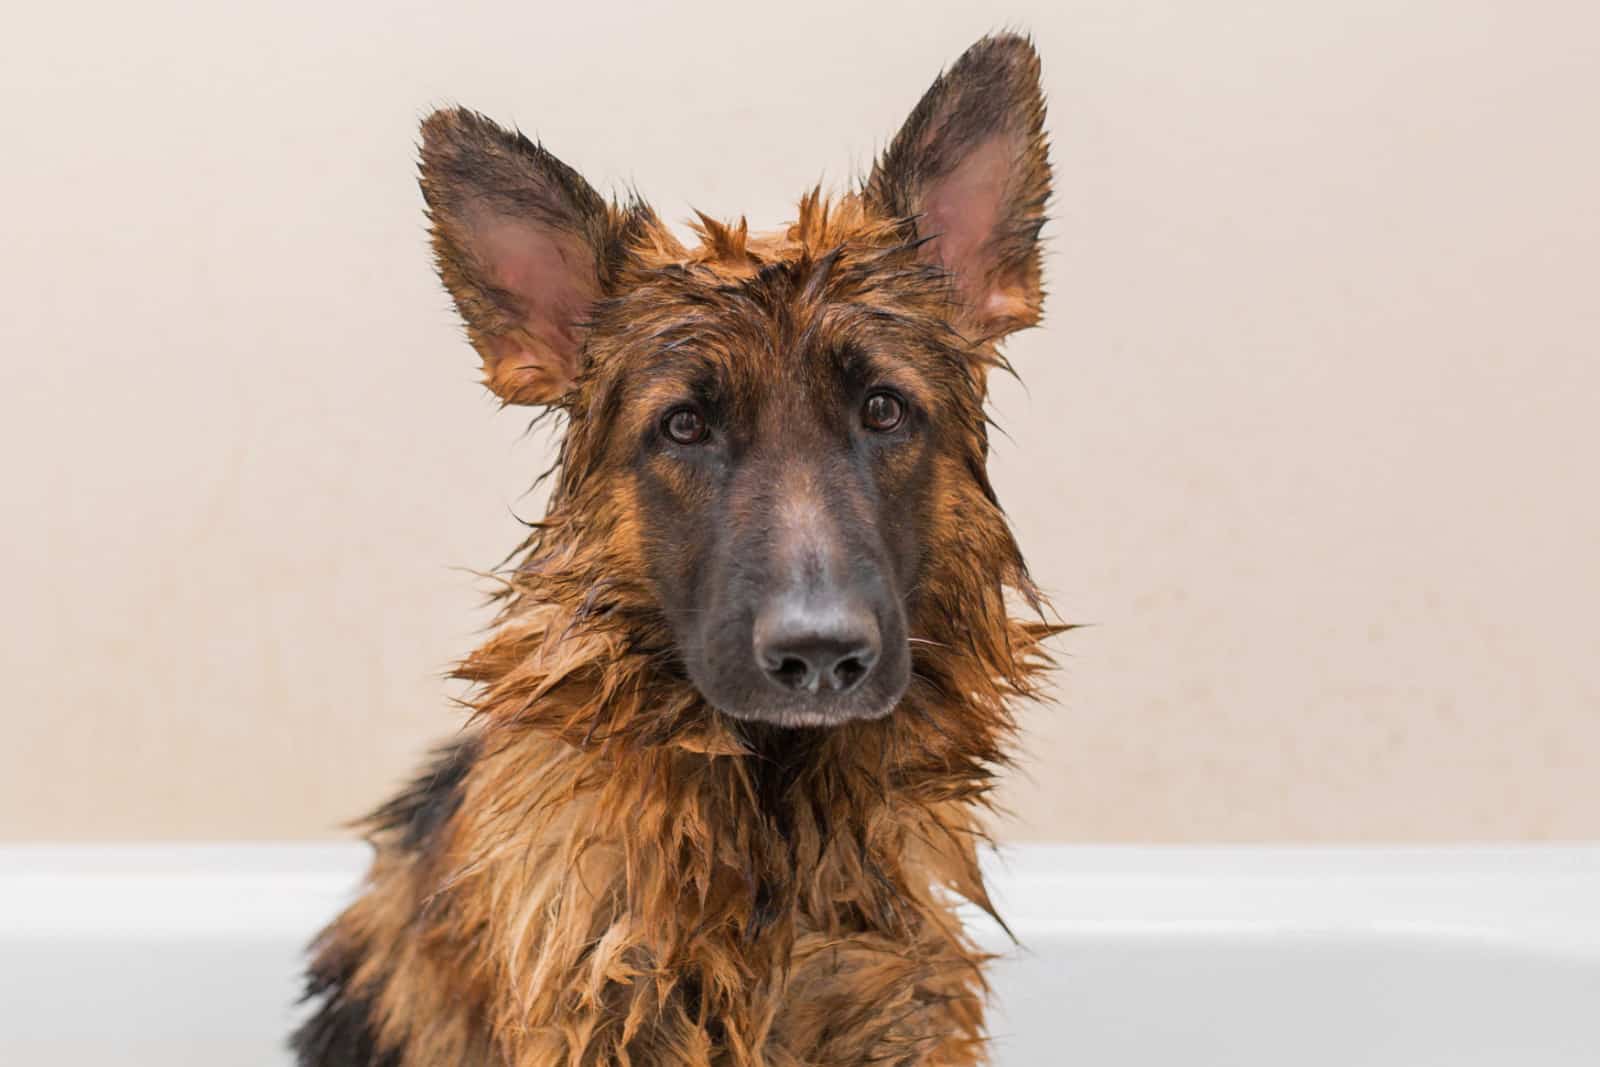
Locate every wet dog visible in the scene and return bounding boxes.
[295,33,1058,1067]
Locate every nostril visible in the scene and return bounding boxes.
[830,653,872,691]
[771,655,813,691]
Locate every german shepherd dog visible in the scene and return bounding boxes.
[295,33,1057,1067]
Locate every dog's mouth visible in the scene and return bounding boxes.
[707,686,905,729]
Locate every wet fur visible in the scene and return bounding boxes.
[296,34,1058,1067]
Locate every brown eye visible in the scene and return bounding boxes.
[861,390,906,432]
[663,407,708,445]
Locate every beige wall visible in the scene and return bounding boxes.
[4,1,1597,842]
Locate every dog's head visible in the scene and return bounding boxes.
[422,36,1050,729]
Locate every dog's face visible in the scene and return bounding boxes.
[420,36,1050,727]
[588,243,966,727]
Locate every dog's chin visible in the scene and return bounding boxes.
[710,697,900,730]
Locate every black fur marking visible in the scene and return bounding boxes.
[290,740,480,1064]
[291,990,400,1067]
[290,942,400,1067]
[363,735,479,852]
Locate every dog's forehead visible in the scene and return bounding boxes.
[581,192,966,426]
[600,244,843,371]
[596,267,849,408]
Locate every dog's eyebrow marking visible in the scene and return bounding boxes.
[638,343,714,375]
[612,347,732,440]
[827,343,938,411]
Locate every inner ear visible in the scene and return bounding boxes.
[917,136,1019,323]
[865,34,1052,342]
[420,108,637,407]
[468,210,601,402]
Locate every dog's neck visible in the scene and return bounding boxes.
[443,585,1042,930]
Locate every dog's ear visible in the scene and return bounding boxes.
[419,108,617,405]
[866,34,1051,341]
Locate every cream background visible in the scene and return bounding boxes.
[3,1,1597,842]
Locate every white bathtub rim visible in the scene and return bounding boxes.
[4,842,1599,948]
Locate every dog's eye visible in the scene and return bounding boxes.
[662,407,709,445]
[861,390,906,433]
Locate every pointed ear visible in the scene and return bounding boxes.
[419,108,617,405]
[865,34,1052,341]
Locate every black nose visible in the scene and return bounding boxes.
[753,599,880,694]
